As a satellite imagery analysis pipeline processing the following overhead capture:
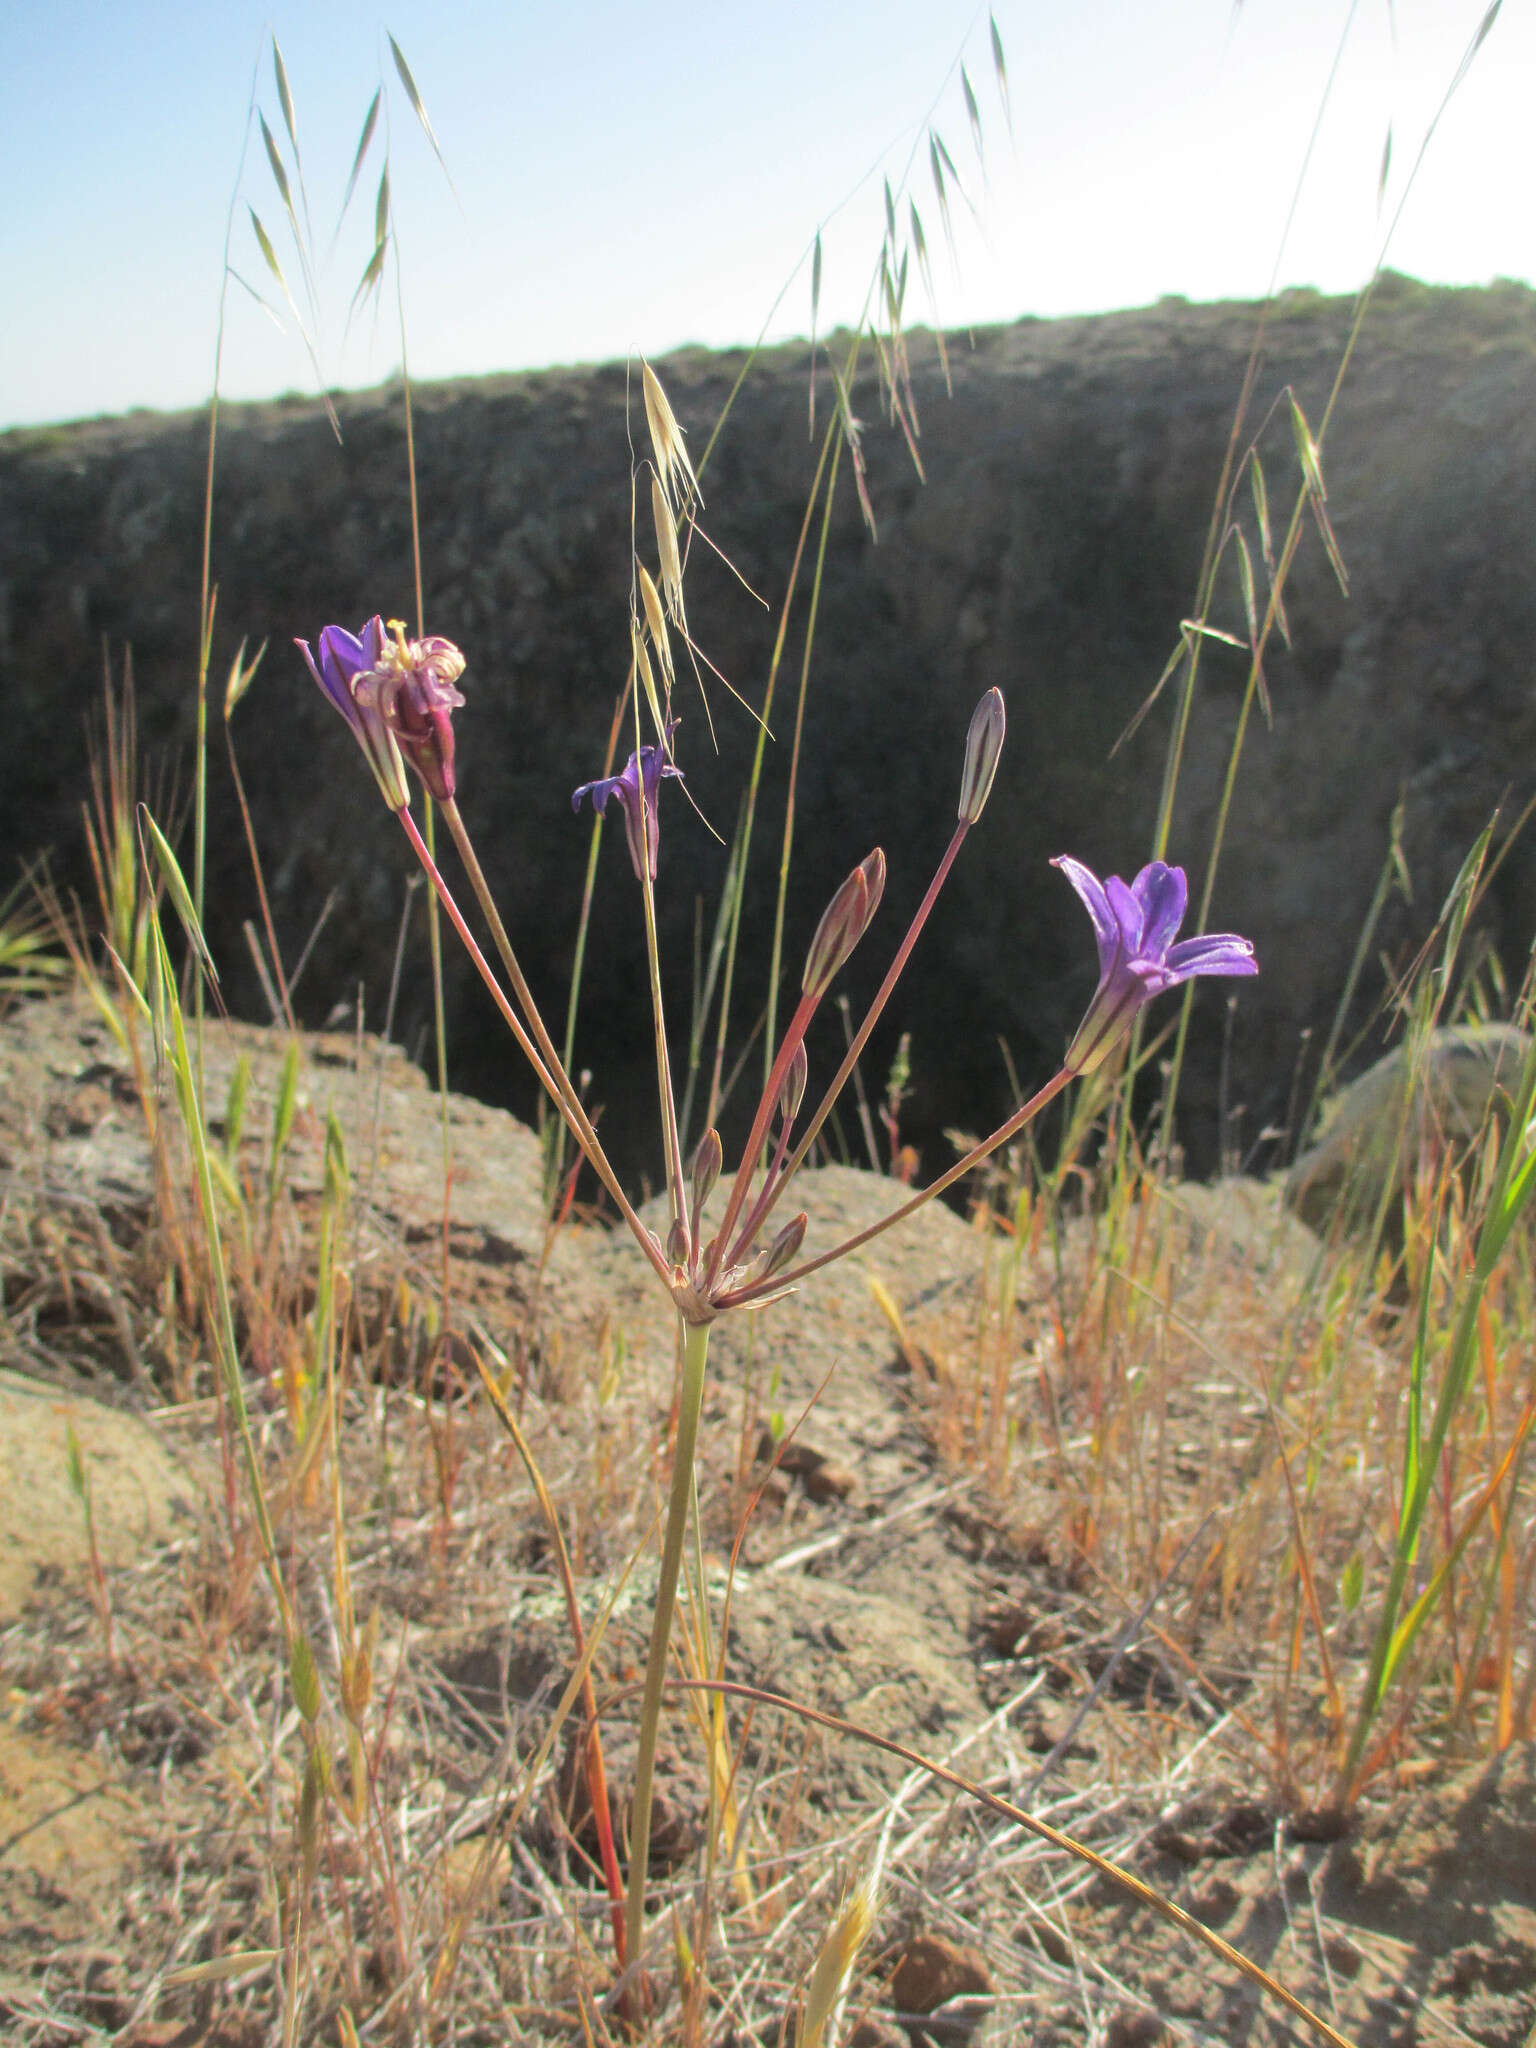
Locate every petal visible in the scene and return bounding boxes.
[571,773,620,814]
[297,634,357,722]
[1104,874,1145,952]
[316,622,371,684]
[1165,933,1258,981]
[1131,863,1188,960]
[1052,856,1118,974]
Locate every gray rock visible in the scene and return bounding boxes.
[6,279,1536,1183]
[1284,1024,1531,1235]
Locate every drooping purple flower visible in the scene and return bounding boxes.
[353,620,467,803]
[1053,856,1257,1075]
[297,616,467,806]
[571,720,684,881]
[296,617,409,810]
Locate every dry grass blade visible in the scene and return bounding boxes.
[678,1680,1363,2048]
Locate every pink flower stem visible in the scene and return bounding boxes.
[705,986,821,1286]
[441,800,603,1158]
[396,806,670,1286]
[634,797,688,1232]
[727,1063,1074,1309]
[747,821,970,1252]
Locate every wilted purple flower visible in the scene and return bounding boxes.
[297,617,409,810]
[1053,856,1257,1075]
[571,720,684,881]
[352,619,467,804]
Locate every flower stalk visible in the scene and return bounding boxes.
[624,1314,712,1970]
[298,600,1261,1974]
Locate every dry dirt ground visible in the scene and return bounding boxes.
[1,989,1533,2046]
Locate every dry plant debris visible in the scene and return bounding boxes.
[0,987,1532,2045]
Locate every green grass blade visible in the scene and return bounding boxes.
[139,807,219,985]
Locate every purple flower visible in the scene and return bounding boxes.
[296,617,409,810]
[353,619,467,804]
[571,721,684,881]
[1053,856,1257,1075]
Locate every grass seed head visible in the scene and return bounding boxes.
[642,359,701,512]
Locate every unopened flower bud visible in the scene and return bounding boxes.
[802,849,886,997]
[958,687,1006,824]
[690,1128,723,1208]
[666,1218,691,1269]
[778,1044,809,1127]
[755,1211,807,1284]
[689,1129,723,1243]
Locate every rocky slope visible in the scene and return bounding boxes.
[4,275,1535,1181]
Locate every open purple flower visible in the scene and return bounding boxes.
[296,617,410,810]
[1053,856,1257,1075]
[572,720,684,881]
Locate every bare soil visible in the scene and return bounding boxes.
[1,989,1532,2046]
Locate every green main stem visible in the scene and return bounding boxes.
[624,1315,712,1971]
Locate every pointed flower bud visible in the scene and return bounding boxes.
[689,1128,723,1241]
[803,849,886,998]
[778,1043,809,1127]
[297,617,410,810]
[752,1211,807,1286]
[958,688,1006,824]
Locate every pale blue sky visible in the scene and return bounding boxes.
[2,0,1527,428]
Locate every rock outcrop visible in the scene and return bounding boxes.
[4,276,1536,1181]
[1284,1023,1531,1236]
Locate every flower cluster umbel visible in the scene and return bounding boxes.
[298,601,1259,1988]
[298,626,1258,1316]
